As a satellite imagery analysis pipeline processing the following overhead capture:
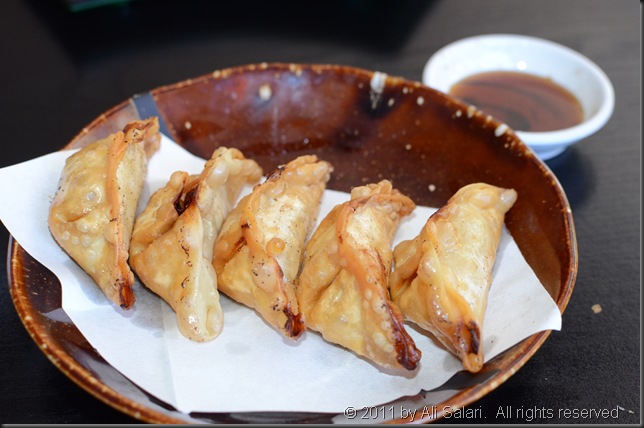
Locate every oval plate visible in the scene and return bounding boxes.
[8,63,577,424]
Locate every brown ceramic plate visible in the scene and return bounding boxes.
[8,63,577,424]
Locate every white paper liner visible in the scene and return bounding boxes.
[0,135,561,414]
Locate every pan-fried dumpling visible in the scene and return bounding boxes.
[129,147,262,341]
[213,155,332,339]
[48,117,161,309]
[389,182,517,372]
[296,180,421,370]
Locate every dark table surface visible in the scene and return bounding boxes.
[0,0,640,424]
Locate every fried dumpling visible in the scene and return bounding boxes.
[48,117,160,309]
[389,182,517,372]
[213,155,332,339]
[296,180,421,371]
[129,147,262,342]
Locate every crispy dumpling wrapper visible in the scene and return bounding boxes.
[389,182,518,373]
[296,180,421,371]
[48,117,160,309]
[129,147,262,342]
[213,155,332,339]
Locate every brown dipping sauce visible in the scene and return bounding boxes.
[449,71,584,132]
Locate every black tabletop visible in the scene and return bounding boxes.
[0,0,640,424]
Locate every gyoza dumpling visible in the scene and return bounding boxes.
[129,147,262,342]
[389,182,517,373]
[213,155,332,339]
[48,117,160,309]
[296,180,421,371]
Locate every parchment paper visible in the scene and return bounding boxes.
[0,135,561,414]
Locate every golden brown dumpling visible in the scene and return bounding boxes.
[48,117,160,309]
[389,182,518,372]
[296,180,421,370]
[129,147,262,341]
[213,155,332,339]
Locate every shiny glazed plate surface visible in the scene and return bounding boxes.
[8,63,577,424]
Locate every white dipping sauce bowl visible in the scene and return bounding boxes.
[423,34,614,160]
